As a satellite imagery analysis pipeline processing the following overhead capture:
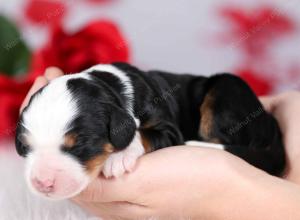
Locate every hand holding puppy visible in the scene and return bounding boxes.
[20,68,300,220]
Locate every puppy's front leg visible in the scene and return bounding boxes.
[103,132,145,178]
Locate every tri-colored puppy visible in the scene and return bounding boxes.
[16,63,285,199]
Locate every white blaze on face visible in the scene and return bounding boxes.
[22,74,91,200]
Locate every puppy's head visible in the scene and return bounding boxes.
[15,73,136,200]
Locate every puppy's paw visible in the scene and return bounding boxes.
[103,132,145,178]
[102,150,139,178]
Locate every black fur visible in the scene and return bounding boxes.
[196,74,285,175]
[112,63,285,176]
[63,78,136,163]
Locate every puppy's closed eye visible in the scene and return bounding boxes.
[15,134,31,156]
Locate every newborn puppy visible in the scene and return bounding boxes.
[16,63,285,200]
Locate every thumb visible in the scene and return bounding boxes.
[72,146,202,204]
[71,146,195,203]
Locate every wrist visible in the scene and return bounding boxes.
[188,153,261,219]
[209,159,261,219]
[208,164,300,220]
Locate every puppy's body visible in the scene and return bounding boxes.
[118,63,285,174]
[16,63,286,199]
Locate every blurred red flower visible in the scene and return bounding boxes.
[237,69,273,96]
[29,20,130,78]
[0,19,130,139]
[24,0,66,25]
[221,6,295,57]
[219,6,296,95]
[0,76,33,139]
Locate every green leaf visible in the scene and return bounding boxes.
[0,15,31,76]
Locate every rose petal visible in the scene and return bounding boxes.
[30,20,130,74]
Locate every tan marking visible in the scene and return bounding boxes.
[84,143,115,177]
[85,155,109,177]
[210,138,221,144]
[199,90,214,141]
[103,143,114,153]
[141,120,159,129]
[139,122,157,152]
[64,133,77,149]
[140,133,152,153]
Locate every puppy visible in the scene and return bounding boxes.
[16,63,285,199]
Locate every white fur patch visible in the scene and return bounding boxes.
[21,73,92,199]
[22,73,89,151]
[25,151,91,200]
[185,140,225,150]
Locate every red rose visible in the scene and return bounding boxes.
[29,20,130,78]
[0,75,33,139]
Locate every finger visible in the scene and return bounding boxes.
[72,199,152,220]
[19,67,64,114]
[73,146,222,203]
[73,150,167,203]
[19,76,48,114]
[73,150,164,203]
[73,170,142,203]
[259,95,277,113]
[44,67,64,81]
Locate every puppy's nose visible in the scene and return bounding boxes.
[32,178,55,193]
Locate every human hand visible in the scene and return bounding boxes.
[260,91,300,183]
[72,146,259,220]
[20,70,300,219]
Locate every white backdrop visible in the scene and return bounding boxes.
[1,0,300,78]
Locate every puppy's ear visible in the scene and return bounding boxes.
[108,105,136,150]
